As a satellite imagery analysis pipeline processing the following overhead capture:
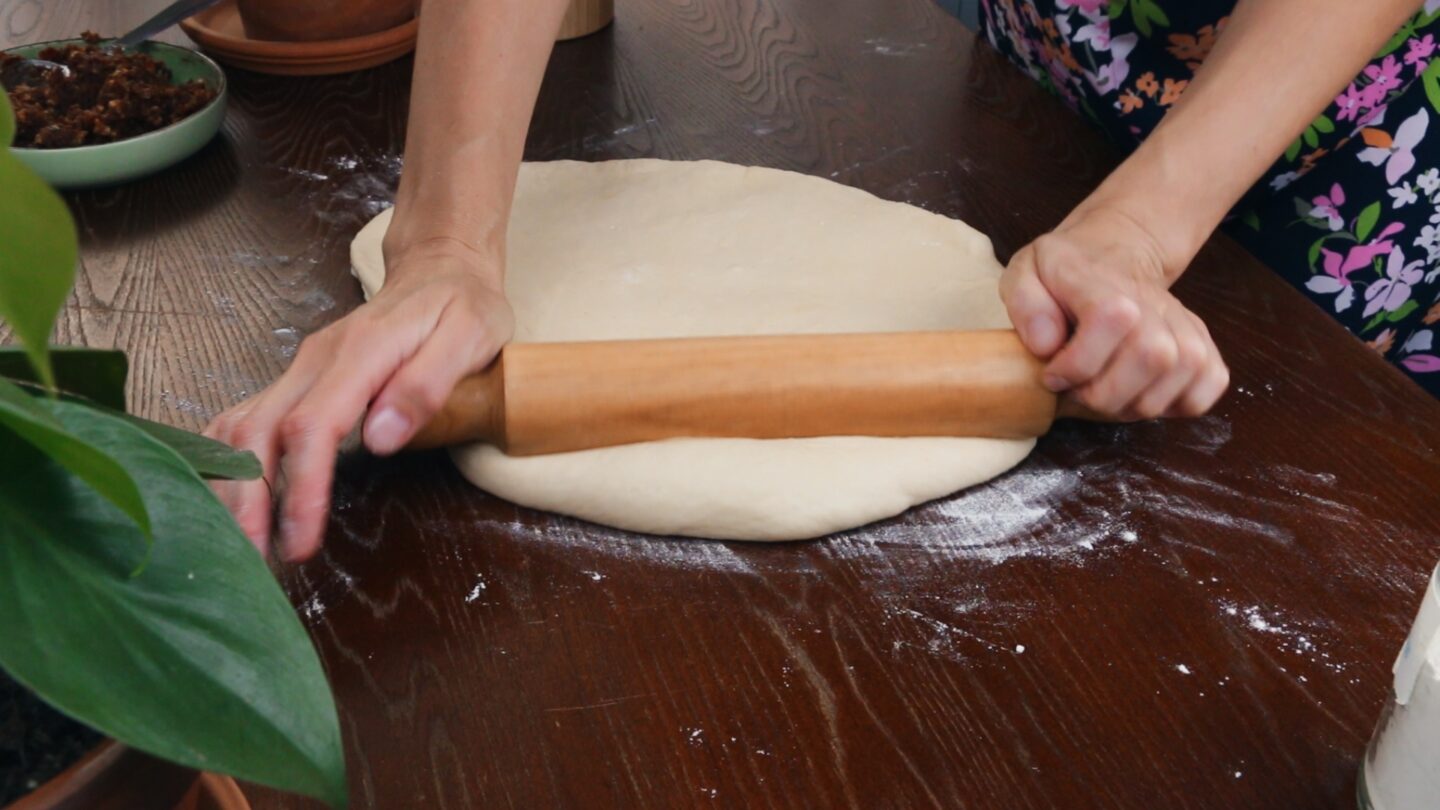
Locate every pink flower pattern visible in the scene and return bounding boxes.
[979,0,1440,391]
[1309,183,1346,231]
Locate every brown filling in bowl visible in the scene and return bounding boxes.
[2,32,219,149]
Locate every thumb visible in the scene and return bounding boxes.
[364,309,506,455]
[1000,250,1068,359]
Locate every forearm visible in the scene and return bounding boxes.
[1070,0,1421,281]
[382,0,570,281]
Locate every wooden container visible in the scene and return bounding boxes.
[557,0,614,40]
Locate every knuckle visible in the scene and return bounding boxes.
[422,383,452,415]
[1076,383,1117,416]
[1177,396,1209,418]
[1133,394,1168,420]
[1033,234,1076,264]
[1205,371,1232,410]
[279,410,327,444]
[1189,311,1213,338]
[1174,336,1207,370]
[1100,298,1142,331]
[1056,352,1102,384]
[292,334,329,365]
[1180,375,1229,417]
[1215,363,1232,391]
[1006,245,1039,275]
[332,326,371,357]
[204,413,231,439]
[405,380,449,417]
[1138,334,1178,374]
[227,418,260,449]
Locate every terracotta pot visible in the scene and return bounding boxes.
[236,0,417,42]
[176,774,252,810]
[3,741,248,810]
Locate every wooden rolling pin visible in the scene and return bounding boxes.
[401,329,1091,455]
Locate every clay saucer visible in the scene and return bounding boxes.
[179,0,417,76]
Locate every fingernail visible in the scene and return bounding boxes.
[278,518,299,562]
[1026,315,1058,352]
[1043,373,1070,393]
[365,407,411,455]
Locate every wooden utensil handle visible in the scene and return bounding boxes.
[404,329,1062,455]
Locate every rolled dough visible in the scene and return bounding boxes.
[351,160,1035,540]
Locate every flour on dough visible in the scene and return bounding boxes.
[351,160,1035,540]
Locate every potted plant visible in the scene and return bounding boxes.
[0,85,346,807]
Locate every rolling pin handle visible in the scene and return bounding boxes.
[402,355,507,450]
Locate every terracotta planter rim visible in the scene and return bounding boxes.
[1,739,244,810]
[180,3,418,60]
[4,740,123,810]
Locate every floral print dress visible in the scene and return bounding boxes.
[980,0,1440,395]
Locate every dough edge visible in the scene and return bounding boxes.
[351,159,1036,541]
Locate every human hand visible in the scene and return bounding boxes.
[999,207,1229,419]
[205,243,514,561]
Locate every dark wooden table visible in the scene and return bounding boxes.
[7,1,1440,807]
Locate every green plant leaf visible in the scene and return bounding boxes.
[1302,126,1319,148]
[0,378,151,547]
[0,93,76,389]
[1313,114,1335,134]
[5,377,262,480]
[1108,0,1128,19]
[1240,210,1260,231]
[0,85,13,146]
[1355,201,1381,242]
[1284,137,1302,163]
[119,413,262,480]
[0,347,128,410]
[0,401,346,808]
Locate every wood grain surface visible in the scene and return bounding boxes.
[5,0,1440,807]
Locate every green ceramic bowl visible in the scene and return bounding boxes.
[4,39,227,189]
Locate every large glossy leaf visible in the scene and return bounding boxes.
[0,93,75,389]
[0,377,151,545]
[0,346,128,410]
[6,376,261,480]
[119,412,262,480]
[0,401,346,807]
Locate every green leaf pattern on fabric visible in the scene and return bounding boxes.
[977,0,1440,382]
